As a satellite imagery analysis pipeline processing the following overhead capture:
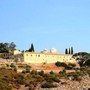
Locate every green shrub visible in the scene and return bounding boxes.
[55,61,68,68]
[41,82,58,88]
[38,70,44,76]
[68,63,76,67]
[0,79,12,90]
[22,70,26,74]
[51,77,60,83]
[10,63,16,68]
[17,74,25,84]
[59,69,67,77]
[30,70,38,75]
[67,71,82,81]
[24,65,31,73]
[50,71,55,75]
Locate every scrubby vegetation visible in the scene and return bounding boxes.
[55,61,76,70]
[41,82,58,88]
[73,52,90,67]
[0,51,90,90]
[0,62,89,90]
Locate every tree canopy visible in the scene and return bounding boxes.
[65,48,68,54]
[0,42,16,53]
[28,43,35,52]
[73,52,90,67]
[65,47,74,54]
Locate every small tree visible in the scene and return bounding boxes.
[71,47,73,54]
[28,43,35,52]
[84,59,90,67]
[65,48,68,54]
[9,42,16,52]
[69,48,71,54]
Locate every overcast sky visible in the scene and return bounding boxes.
[0,0,90,53]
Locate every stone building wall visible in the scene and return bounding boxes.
[23,52,76,64]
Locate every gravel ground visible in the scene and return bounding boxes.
[37,75,90,90]
[12,75,90,90]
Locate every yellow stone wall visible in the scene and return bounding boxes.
[24,52,76,63]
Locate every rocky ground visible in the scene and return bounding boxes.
[12,75,90,90]
[37,76,90,90]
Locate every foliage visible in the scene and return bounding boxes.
[9,42,16,52]
[0,66,89,89]
[30,70,38,75]
[65,48,68,54]
[0,42,16,53]
[44,72,60,83]
[38,70,44,76]
[14,57,18,64]
[71,47,73,54]
[0,79,12,90]
[68,63,76,67]
[6,64,9,67]
[66,63,76,70]
[80,67,90,77]
[10,63,16,68]
[59,69,67,77]
[24,65,31,73]
[16,74,25,84]
[28,43,35,52]
[50,71,55,75]
[84,59,90,67]
[49,72,59,82]
[65,47,74,54]
[69,48,71,54]
[73,52,90,67]
[0,68,18,89]
[55,61,68,68]
[41,82,58,88]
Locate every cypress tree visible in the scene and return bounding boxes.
[71,47,73,54]
[69,48,71,54]
[65,48,68,54]
[28,43,35,52]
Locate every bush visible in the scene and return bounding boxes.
[44,72,60,83]
[24,65,31,73]
[68,63,76,67]
[10,63,16,68]
[38,70,44,76]
[16,74,25,84]
[0,79,12,90]
[67,71,82,81]
[55,61,68,68]
[30,70,38,75]
[41,82,58,88]
[51,77,60,83]
[59,69,67,77]
[50,71,55,75]
[22,70,26,74]
[84,59,90,67]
